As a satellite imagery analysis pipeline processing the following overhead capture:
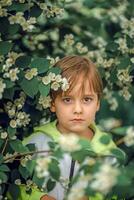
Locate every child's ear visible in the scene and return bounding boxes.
[50,101,56,112]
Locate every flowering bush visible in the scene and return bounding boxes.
[0,0,134,199]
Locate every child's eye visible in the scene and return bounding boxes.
[62,97,72,103]
[83,97,93,103]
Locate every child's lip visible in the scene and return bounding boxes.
[71,119,84,121]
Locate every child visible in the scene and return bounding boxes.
[9,56,124,200]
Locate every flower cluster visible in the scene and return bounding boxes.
[75,42,88,54]
[67,174,91,200]
[118,86,131,101]
[39,3,64,18]
[108,2,128,23]
[124,126,134,147]
[9,12,36,32]
[4,92,30,128]
[103,87,118,110]
[121,17,134,38]
[36,157,51,178]
[42,72,69,92]
[58,133,81,152]
[20,155,32,167]
[115,37,128,54]
[117,69,133,86]
[25,68,38,80]
[90,163,119,194]
[64,34,75,46]
[38,95,51,110]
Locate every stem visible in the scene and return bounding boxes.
[1,138,8,155]
[4,149,52,163]
[115,137,125,146]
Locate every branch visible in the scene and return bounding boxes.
[4,149,52,163]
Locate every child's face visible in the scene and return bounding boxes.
[51,78,100,136]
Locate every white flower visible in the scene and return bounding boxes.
[0,78,6,99]
[42,75,51,85]
[131,58,134,63]
[55,74,62,83]
[47,56,60,65]
[8,108,16,118]
[9,68,20,82]
[51,81,60,91]
[48,72,56,81]
[61,77,69,91]
[15,179,21,185]
[90,163,119,194]
[124,126,134,147]
[1,132,8,139]
[10,119,17,128]
[58,134,81,152]
[36,157,51,178]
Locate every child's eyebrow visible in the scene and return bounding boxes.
[83,94,96,97]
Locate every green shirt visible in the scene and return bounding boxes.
[8,121,125,200]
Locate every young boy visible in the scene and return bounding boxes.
[9,56,124,200]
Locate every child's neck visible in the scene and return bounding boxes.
[78,128,94,140]
[56,123,94,140]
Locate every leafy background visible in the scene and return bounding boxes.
[0,0,134,199]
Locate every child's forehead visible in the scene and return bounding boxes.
[62,80,96,96]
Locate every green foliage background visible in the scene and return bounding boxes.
[0,0,134,199]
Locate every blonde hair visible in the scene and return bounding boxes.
[51,55,103,100]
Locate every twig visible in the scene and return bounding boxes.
[1,138,8,155]
[4,149,52,163]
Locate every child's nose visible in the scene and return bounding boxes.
[73,101,83,114]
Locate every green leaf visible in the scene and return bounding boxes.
[47,179,56,192]
[0,154,4,165]
[19,165,30,179]
[48,67,61,75]
[8,184,20,199]
[30,58,49,74]
[8,24,20,35]
[32,173,44,188]
[26,160,36,176]
[39,83,50,96]
[0,164,10,172]
[0,171,8,182]
[20,77,39,98]
[8,3,30,12]
[29,5,42,17]
[16,56,31,68]
[118,56,131,69]
[26,143,36,152]
[0,139,4,149]
[3,87,15,100]
[106,42,118,53]
[7,126,16,138]
[99,134,112,145]
[4,79,15,89]
[10,139,29,153]
[49,159,60,181]
[79,138,92,150]
[111,126,129,136]
[72,149,96,163]
[0,41,13,55]
[110,148,126,164]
